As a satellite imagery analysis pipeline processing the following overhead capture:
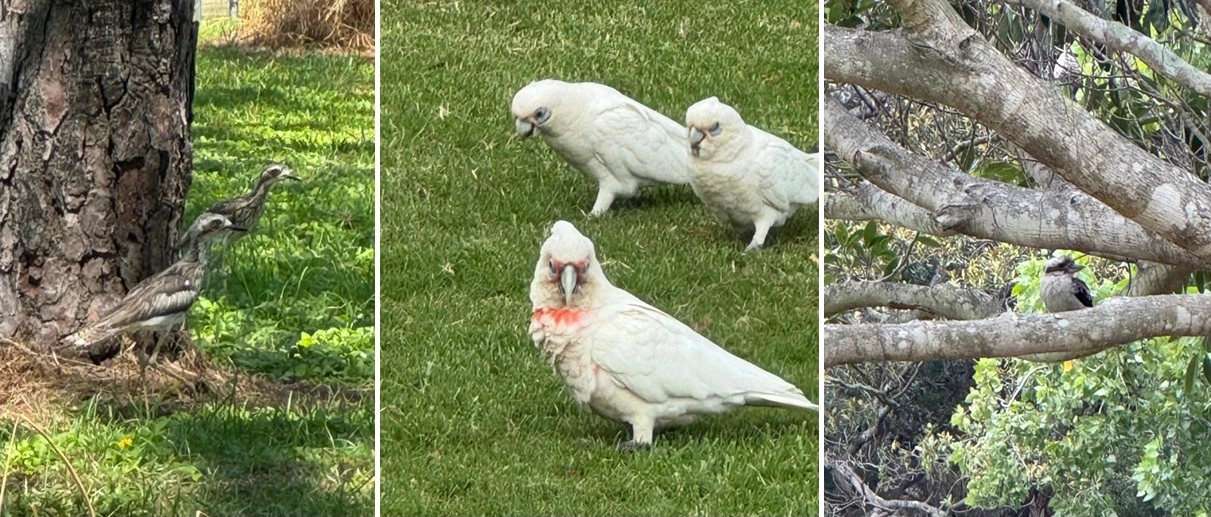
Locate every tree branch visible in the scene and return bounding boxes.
[825,281,1003,320]
[828,458,947,517]
[1002,0,1211,99]
[824,294,1211,367]
[823,96,1204,267]
[824,23,1211,260]
[825,183,953,236]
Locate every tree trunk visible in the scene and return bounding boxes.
[0,0,197,348]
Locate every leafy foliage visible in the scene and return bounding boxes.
[949,258,1211,515]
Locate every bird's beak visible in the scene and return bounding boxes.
[228,224,249,233]
[688,127,705,156]
[1067,263,1085,273]
[560,264,579,306]
[283,171,302,182]
[515,118,536,138]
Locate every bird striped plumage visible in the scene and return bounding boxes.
[64,213,247,352]
[198,163,300,243]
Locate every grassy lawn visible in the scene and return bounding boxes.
[380,1,820,515]
[0,23,374,517]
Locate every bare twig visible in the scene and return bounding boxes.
[18,416,95,517]
[0,419,17,513]
[829,458,947,517]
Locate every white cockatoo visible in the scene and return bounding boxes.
[528,220,818,447]
[511,79,691,217]
[684,97,820,251]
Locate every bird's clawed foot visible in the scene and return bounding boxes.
[617,439,652,451]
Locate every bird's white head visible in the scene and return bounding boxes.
[512,79,569,139]
[531,220,608,309]
[182,212,247,245]
[1043,255,1083,276]
[685,96,746,160]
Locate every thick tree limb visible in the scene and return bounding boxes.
[824,294,1211,367]
[824,20,1211,260]
[1003,0,1211,99]
[823,96,1204,267]
[825,183,953,236]
[825,281,1003,320]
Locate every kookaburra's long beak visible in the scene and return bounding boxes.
[560,263,579,306]
[515,118,537,138]
[688,127,705,155]
[1066,263,1085,273]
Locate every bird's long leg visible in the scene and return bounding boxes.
[619,417,655,450]
[589,187,617,217]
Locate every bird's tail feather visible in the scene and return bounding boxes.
[750,391,820,412]
[64,323,117,349]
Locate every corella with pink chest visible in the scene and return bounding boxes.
[527,220,818,448]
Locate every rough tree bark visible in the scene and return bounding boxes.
[0,0,197,348]
[825,3,1211,259]
[824,0,1211,363]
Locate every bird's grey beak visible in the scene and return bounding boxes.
[1067,263,1085,273]
[688,127,705,155]
[283,171,302,182]
[560,264,579,306]
[515,118,536,138]
[229,224,249,233]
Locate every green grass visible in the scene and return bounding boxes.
[380,1,820,515]
[0,25,374,517]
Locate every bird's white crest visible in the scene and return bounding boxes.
[530,221,606,309]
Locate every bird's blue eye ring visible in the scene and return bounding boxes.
[708,122,722,137]
[535,107,551,124]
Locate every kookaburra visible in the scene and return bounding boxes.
[1040,255,1093,312]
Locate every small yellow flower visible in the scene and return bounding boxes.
[117,437,133,449]
[1062,360,1074,373]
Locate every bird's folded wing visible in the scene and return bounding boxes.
[103,263,202,328]
[1072,277,1095,307]
[753,131,820,208]
[589,302,797,404]
[594,102,688,183]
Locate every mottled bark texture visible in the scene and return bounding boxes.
[823,0,1211,365]
[825,295,1211,366]
[0,0,197,348]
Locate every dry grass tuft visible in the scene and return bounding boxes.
[237,0,374,53]
[0,342,367,426]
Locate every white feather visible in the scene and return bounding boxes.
[685,97,820,251]
[529,221,817,446]
[512,80,691,216]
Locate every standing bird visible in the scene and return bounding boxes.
[63,213,247,370]
[684,97,820,251]
[196,163,301,245]
[528,221,818,448]
[1039,255,1093,312]
[511,79,691,217]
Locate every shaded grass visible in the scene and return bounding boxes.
[0,24,374,517]
[380,1,820,515]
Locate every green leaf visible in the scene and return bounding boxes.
[1186,354,1199,393]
